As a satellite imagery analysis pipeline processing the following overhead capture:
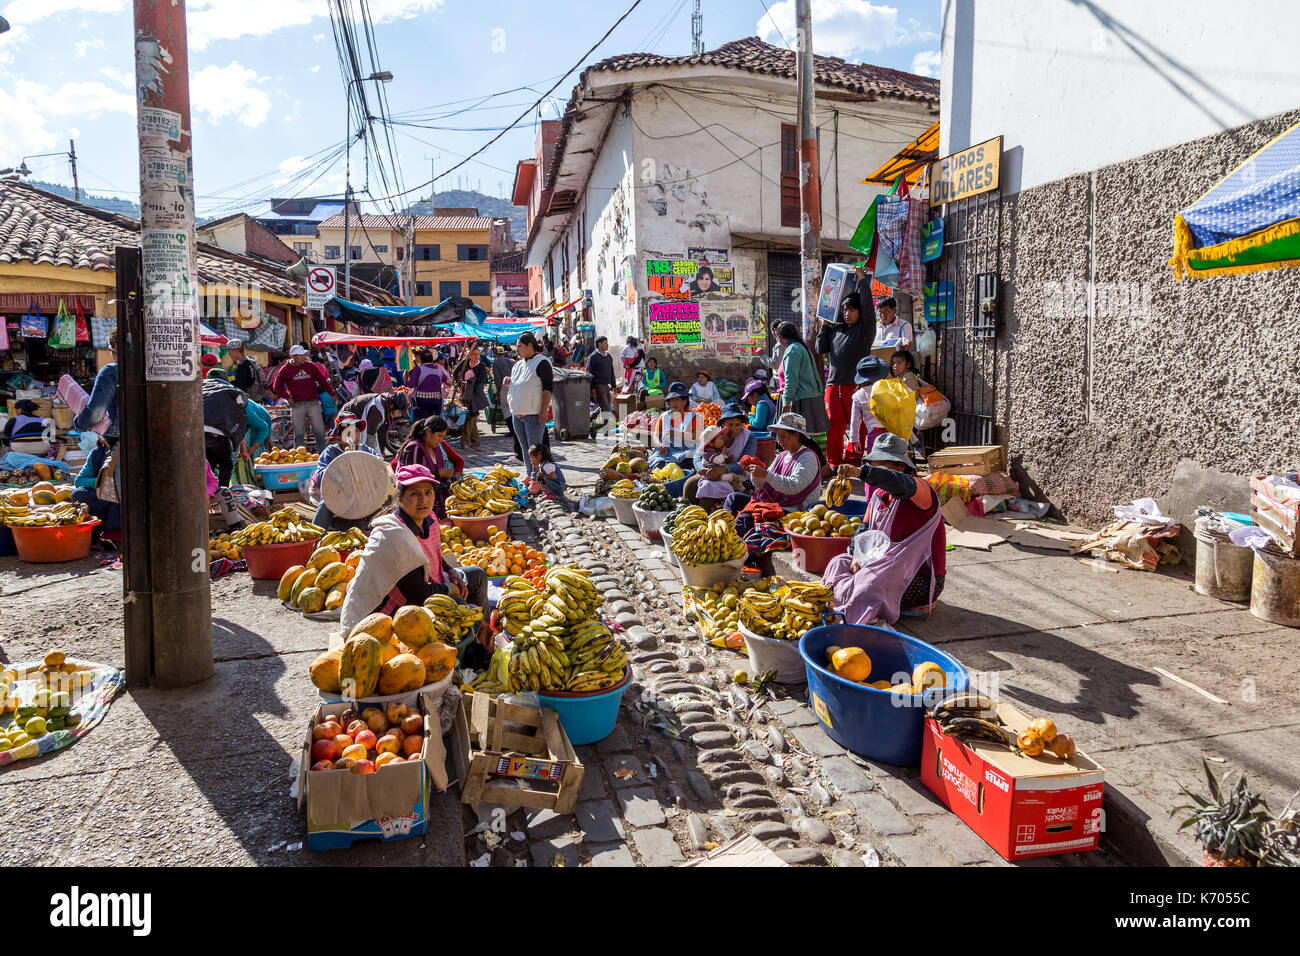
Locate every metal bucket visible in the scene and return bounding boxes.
[1251,545,1300,627]
[1193,517,1253,601]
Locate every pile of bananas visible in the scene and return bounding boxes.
[477,566,627,694]
[740,581,835,640]
[2,501,91,527]
[317,528,368,552]
[422,592,484,639]
[230,507,324,546]
[668,506,748,565]
[609,479,640,499]
[684,577,780,639]
[255,447,317,465]
[446,474,517,517]
[825,474,852,508]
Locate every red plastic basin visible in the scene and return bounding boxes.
[9,518,100,563]
[788,529,852,575]
[450,511,514,542]
[243,537,320,580]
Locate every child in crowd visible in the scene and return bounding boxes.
[846,356,891,467]
[692,425,747,508]
[525,443,566,500]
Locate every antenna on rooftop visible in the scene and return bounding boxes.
[692,0,703,54]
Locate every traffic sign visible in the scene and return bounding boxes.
[304,265,336,309]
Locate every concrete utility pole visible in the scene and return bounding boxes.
[795,0,822,344]
[68,139,80,201]
[127,0,213,687]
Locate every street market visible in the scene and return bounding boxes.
[0,3,1298,921]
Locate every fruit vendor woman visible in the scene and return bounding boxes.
[822,432,946,624]
[310,413,384,531]
[395,415,463,520]
[340,464,489,646]
[684,402,757,506]
[648,382,703,469]
[726,411,826,516]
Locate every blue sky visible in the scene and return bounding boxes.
[0,0,939,219]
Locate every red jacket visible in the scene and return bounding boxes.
[272,360,336,403]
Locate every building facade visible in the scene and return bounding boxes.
[410,214,495,311]
[312,212,411,300]
[519,38,938,378]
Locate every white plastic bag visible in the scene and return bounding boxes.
[851,529,890,565]
[1113,498,1175,529]
[915,326,937,358]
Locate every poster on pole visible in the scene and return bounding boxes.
[648,300,701,346]
[141,229,200,381]
[305,265,337,310]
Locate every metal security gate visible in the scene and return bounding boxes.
[923,189,1003,449]
[767,252,801,338]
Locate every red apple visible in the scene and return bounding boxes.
[338,708,359,728]
[312,721,339,742]
[401,714,423,735]
[333,756,356,770]
[376,734,400,755]
[353,729,378,751]
[375,752,400,768]
[402,735,422,757]
[311,738,337,762]
[365,711,389,735]
[346,719,367,739]
[333,734,353,753]
[310,760,334,772]
[349,759,376,775]
[385,702,409,726]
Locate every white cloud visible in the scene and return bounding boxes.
[98,65,133,88]
[309,64,320,74]
[74,36,105,58]
[186,0,443,51]
[757,0,931,58]
[910,49,940,78]
[190,62,271,127]
[272,155,313,187]
[0,0,123,23]
[0,79,132,159]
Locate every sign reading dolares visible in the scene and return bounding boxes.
[929,136,1001,206]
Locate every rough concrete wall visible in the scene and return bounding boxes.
[999,108,1300,526]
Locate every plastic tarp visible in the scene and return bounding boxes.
[200,322,227,345]
[311,330,476,348]
[1171,120,1300,279]
[323,296,488,327]
[441,320,542,344]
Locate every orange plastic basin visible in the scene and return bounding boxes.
[9,518,101,563]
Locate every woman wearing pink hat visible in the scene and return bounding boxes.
[339,463,489,646]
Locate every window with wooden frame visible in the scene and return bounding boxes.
[780,123,800,228]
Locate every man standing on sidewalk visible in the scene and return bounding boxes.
[585,335,615,414]
[816,265,876,468]
[271,344,339,452]
[503,332,552,480]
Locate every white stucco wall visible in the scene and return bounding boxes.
[941,0,1300,193]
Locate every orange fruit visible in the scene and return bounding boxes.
[830,647,872,683]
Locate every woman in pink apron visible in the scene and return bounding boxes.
[339,464,491,648]
[822,432,946,626]
[726,412,825,516]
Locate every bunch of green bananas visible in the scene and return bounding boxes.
[423,592,484,635]
[3,502,89,527]
[825,474,852,508]
[318,528,367,551]
[669,507,748,566]
[446,475,517,517]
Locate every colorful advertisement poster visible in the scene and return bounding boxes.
[646,257,734,298]
[648,300,701,346]
[699,299,753,355]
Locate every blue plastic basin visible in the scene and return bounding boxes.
[832,499,867,519]
[537,667,631,746]
[798,623,968,766]
[662,472,694,498]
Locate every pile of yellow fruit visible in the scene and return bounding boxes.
[783,504,862,538]
[440,524,486,555]
[277,547,361,614]
[231,507,324,546]
[609,479,640,499]
[446,473,517,518]
[823,647,949,695]
[739,581,835,641]
[255,447,318,465]
[684,578,781,639]
[650,462,685,482]
[208,533,243,562]
[1,651,93,760]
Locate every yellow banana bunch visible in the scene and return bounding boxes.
[231,508,324,546]
[423,592,483,635]
[749,581,836,640]
[825,474,852,508]
[610,479,639,499]
[669,507,748,566]
[3,502,90,527]
[318,528,367,551]
[447,474,517,516]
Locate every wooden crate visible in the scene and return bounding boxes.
[1251,474,1300,557]
[455,693,584,814]
[927,444,1006,477]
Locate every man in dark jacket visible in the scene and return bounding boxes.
[815,265,877,468]
[202,374,249,487]
[585,336,616,413]
[228,339,268,403]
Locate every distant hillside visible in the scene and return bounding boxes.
[25,179,139,218]
[405,189,525,239]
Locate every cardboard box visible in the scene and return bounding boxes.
[450,693,583,814]
[1250,474,1300,557]
[921,703,1104,861]
[927,444,1006,477]
[297,691,450,851]
[644,394,666,410]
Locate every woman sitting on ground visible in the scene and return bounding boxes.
[742,377,778,433]
[640,357,666,398]
[3,399,50,457]
[340,464,490,647]
[647,382,702,469]
[725,412,826,516]
[310,413,384,531]
[395,415,463,520]
[71,436,120,548]
[822,432,946,624]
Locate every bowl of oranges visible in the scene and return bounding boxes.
[441,527,548,584]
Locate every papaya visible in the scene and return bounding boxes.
[308,546,341,571]
[324,586,347,611]
[377,654,426,696]
[54,487,73,503]
[377,643,399,666]
[349,612,393,643]
[297,586,326,614]
[289,568,318,606]
[315,561,348,592]
[345,551,362,569]
[339,634,382,699]
[309,649,343,693]
[31,490,56,506]
[277,565,307,601]
[414,641,458,683]
[392,605,438,649]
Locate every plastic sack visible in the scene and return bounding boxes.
[915,326,936,358]
[851,529,890,565]
[1229,525,1275,551]
[869,377,917,440]
[1113,498,1176,529]
[913,381,950,431]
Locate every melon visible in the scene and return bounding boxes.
[628,457,648,473]
[392,605,437,649]
[339,634,382,699]
[415,641,457,683]
[277,565,307,602]
[308,546,341,571]
[289,568,318,606]
[315,561,348,591]
[308,649,343,693]
[31,490,56,506]
[345,551,362,569]
[349,612,393,643]
[377,654,426,696]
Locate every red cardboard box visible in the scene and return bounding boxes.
[921,704,1104,861]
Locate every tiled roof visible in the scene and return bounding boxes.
[316,213,413,231]
[584,36,938,105]
[0,182,395,304]
[411,216,496,231]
